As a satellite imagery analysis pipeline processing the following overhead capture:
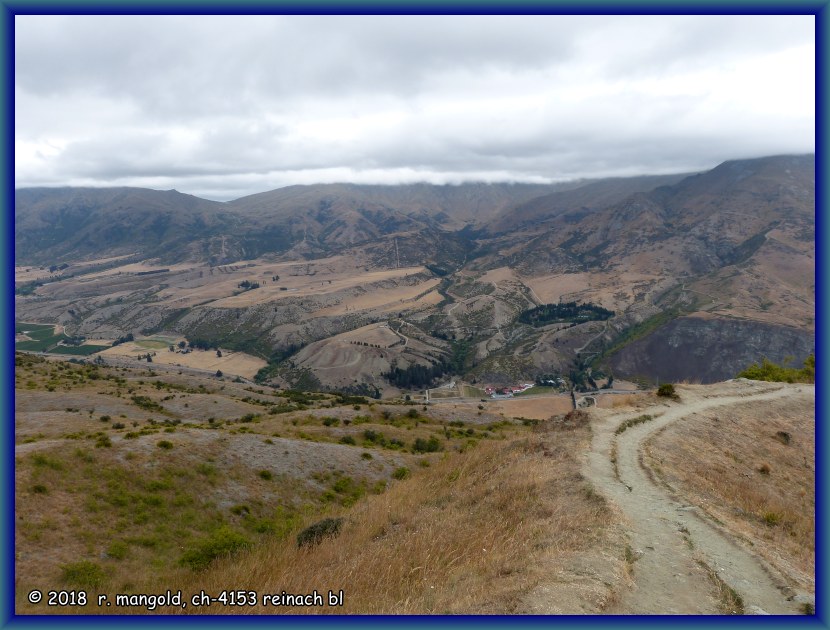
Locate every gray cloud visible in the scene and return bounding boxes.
[15,15,814,200]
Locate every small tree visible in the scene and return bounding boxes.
[216,350,222,358]
[215,370,223,378]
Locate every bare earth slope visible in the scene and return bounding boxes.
[584,380,814,615]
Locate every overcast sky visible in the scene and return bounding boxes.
[15,15,814,201]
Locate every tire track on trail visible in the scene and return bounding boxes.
[585,381,804,615]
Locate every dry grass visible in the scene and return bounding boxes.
[138,420,617,615]
[15,353,623,616]
[599,393,647,409]
[697,558,745,615]
[486,395,574,420]
[312,279,441,316]
[100,343,267,379]
[643,391,815,592]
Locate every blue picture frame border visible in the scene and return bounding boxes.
[3,2,825,629]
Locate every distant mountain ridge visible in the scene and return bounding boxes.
[15,154,814,388]
[14,175,696,265]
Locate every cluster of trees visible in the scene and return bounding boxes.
[185,338,219,350]
[518,301,614,327]
[425,263,450,277]
[111,333,135,346]
[385,360,448,389]
[385,339,473,389]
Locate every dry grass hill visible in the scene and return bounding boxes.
[14,352,814,615]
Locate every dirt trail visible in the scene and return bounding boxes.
[585,381,803,615]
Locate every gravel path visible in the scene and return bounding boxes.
[585,381,804,615]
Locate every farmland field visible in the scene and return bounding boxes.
[134,339,175,350]
[15,321,110,355]
[15,322,55,334]
[15,323,68,352]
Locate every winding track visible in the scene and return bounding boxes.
[585,381,807,615]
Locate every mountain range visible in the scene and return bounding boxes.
[15,154,815,389]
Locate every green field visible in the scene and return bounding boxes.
[15,321,110,355]
[514,386,560,397]
[460,384,486,398]
[135,339,173,350]
[15,322,55,334]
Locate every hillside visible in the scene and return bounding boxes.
[14,154,814,390]
[14,353,814,614]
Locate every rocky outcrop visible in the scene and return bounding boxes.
[609,315,814,384]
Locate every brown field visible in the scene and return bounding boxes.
[479,266,517,286]
[210,266,427,308]
[15,255,136,283]
[30,254,432,317]
[311,279,441,316]
[485,394,575,420]
[523,271,661,312]
[643,388,815,593]
[99,342,267,379]
[339,324,401,347]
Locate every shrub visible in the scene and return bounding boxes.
[363,429,385,444]
[392,467,410,480]
[180,527,251,571]
[296,517,344,548]
[322,416,340,427]
[60,560,106,588]
[95,435,112,448]
[339,436,356,445]
[106,541,129,560]
[412,436,442,453]
[656,383,677,398]
[156,440,174,450]
[31,484,48,494]
[259,470,273,480]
